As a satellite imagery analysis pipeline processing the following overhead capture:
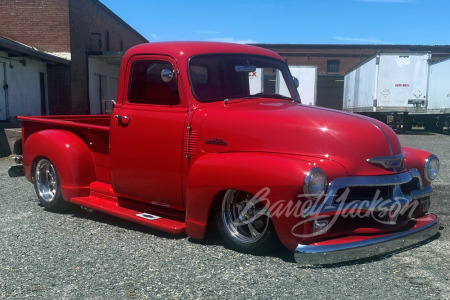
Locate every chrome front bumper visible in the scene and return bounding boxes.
[294,214,439,266]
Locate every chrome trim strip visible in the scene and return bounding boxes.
[369,122,394,156]
[303,186,432,217]
[323,172,413,205]
[410,185,432,199]
[302,195,412,217]
[294,215,439,266]
[409,168,423,190]
[329,172,412,189]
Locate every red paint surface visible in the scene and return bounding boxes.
[18,42,437,251]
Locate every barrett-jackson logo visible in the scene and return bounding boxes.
[205,138,228,146]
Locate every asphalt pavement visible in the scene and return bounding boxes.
[0,129,448,299]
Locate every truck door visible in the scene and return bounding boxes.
[110,56,186,211]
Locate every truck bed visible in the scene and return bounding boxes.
[19,114,112,183]
[18,115,111,131]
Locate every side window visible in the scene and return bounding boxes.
[128,61,180,105]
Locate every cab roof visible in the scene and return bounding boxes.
[124,41,283,62]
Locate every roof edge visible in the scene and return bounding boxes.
[0,35,71,65]
[92,0,148,43]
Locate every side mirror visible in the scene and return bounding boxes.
[161,69,174,83]
[293,76,299,89]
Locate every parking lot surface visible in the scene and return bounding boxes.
[0,130,448,299]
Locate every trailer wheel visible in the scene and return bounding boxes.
[33,158,69,211]
[424,118,443,134]
[215,189,277,254]
[402,116,413,131]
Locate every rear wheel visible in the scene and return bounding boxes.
[215,189,277,254]
[33,158,68,211]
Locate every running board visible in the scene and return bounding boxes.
[70,182,185,234]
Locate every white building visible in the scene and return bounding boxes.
[0,36,69,121]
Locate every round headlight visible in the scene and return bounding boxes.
[303,167,327,199]
[424,154,439,182]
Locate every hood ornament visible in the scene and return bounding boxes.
[367,154,405,169]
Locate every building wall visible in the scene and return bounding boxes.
[88,57,120,114]
[0,51,49,119]
[0,0,147,116]
[0,0,70,53]
[47,64,72,115]
[68,0,148,114]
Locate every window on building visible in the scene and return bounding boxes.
[327,60,340,73]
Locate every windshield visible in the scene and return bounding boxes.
[189,54,300,103]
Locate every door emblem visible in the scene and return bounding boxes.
[205,138,228,146]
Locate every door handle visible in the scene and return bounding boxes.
[114,115,130,120]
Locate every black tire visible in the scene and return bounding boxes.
[402,117,413,132]
[423,118,443,134]
[33,158,69,211]
[215,189,277,255]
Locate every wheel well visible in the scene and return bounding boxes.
[205,188,276,235]
[205,190,227,235]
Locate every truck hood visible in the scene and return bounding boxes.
[197,99,403,176]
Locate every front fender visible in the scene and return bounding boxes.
[402,146,432,185]
[185,152,347,250]
[23,129,96,201]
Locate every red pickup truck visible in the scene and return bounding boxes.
[15,42,440,265]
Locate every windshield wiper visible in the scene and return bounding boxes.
[223,96,258,103]
[253,93,296,101]
[222,94,300,104]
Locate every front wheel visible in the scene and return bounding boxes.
[215,189,277,255]
[33,158,68,211]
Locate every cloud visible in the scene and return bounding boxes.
[197,30,221,35]
[149,33,158,41]
[334,36,391,44]
[208,37,258,44]
[356,0,416,3]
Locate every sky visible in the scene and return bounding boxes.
[101,0,449,45]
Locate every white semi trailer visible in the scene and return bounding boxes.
[288,66,317,106]
[250,65,317,106]
[343,52,449,132]
[426,57,450,129]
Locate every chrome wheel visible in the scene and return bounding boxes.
[33,158,67,211]
[35,158,58,203]
[216,190,276,254]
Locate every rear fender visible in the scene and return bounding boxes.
[23,130,96,201]
[185,152,346,250]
